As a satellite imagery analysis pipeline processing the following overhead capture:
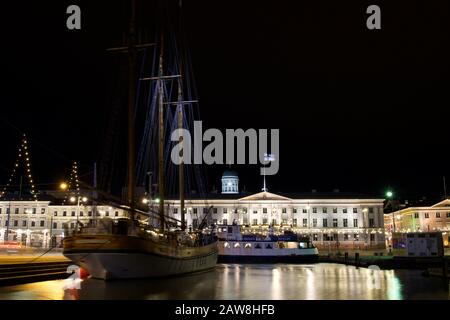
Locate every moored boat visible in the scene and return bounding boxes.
[217,224,319,263]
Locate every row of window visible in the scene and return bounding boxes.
[3,220,46,227]
[414,212,450,219]
[1,219,102,229]
[0,207,45,214]
[52,210,120,217]
[223,233,378,244]
[189,218,375,228]
[312,233,378,242]
[176,207,376,214]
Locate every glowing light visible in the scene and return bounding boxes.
[60,183,68,190]
[70,197,76,202]
[386,191,393,198]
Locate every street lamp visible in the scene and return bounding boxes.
[70,195,88,233]
[385,190,395,233]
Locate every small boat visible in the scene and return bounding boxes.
[216,224,319,263]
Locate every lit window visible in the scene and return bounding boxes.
[244,243,252,248]
[234,243,240,248]
[224,242,230,248]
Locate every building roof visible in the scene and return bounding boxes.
[166,190,383,201]
[221,169,238,178]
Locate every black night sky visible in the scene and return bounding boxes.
[0,0,449,202]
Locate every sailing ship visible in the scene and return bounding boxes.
[217,224,319,263]
[63,0,218,279]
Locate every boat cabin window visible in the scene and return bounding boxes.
[228,226,233,233]
[224,242,230,248]
[265,244,273,249]
[244,243,252,248]
[255,243,262,249]
[234,243,241,248]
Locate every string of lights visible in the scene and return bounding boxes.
[62,161,80,204]
[0,133,38,201]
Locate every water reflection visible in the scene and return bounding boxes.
[0,263,448,300]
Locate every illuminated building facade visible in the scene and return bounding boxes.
[384,199,450,247]
[166,190,386,250]
[0,201,126,248]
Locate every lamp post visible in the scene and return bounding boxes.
[386,191,395,233]
[70,196,88,234]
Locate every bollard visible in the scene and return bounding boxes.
[344,252,348,265]
[355,252,360,269]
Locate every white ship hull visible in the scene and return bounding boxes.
[65,251,218,279]
[218,245,319,263]
[63,234,218,280]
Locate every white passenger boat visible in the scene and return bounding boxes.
[217,224,319,263]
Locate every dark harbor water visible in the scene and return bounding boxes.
[0,263,448,300]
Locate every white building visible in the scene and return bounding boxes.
[0,171,386,250]
[384,198,450,248]
[0,200,127,248]
[165,171,386,250]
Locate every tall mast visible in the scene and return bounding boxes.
[178,0,186,231]
[158,34,166,230]
[127,0,137,220]
[178,81,185,230]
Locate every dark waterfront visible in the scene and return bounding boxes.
[0,263,448,300]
